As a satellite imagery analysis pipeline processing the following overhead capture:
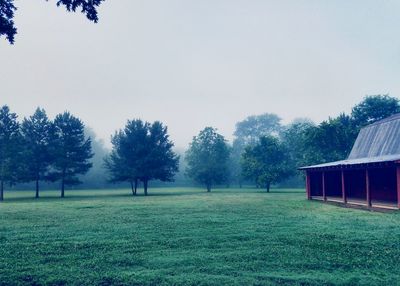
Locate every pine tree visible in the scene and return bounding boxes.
[50,112,93,198]
[20,108,54,198]
[0,105,22,201]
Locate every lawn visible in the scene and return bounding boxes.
[1,188,400,285]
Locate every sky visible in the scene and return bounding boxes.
[1,0,400,149]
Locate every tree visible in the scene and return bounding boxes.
[234,113,282,146]
[231,113,282,187]
[301,114,358,165]
[0,0,105,44]
[241,135,292,192]
[50,112,93,198]
[105,119,179,196]
[351,94,400,128]
[185,127,230,192]
[104,130,134,192]
[80,127,109,189]
[229,139,245,188]
[0,105,22,201]
[280,118,315,186]
[140,121,179,195]
[20,108,54,198]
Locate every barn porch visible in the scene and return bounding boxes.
[305,162,400,210]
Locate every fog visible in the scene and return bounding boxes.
[1,0,399,148]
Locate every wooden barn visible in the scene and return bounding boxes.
[300,114,400,210]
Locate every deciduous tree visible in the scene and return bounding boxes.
[105,120,179,196]
[241,135,292,192]
[351,94,400,128]
[185,127,230,192]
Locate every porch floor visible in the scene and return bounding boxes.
[310,196,398,210]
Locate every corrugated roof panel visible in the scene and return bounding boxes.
[349,115,400,159]
[301,113,400,170]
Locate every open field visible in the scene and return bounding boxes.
[1,188,400,285]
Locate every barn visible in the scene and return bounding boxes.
[300,114,400,210]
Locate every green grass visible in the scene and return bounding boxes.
[1,188,400,285]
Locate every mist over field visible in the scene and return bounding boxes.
[2,2,400,285]
[1,1,400,149]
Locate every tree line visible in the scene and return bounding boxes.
[229,94,400,190]
[0,94,398,200]
[0,107,93,200]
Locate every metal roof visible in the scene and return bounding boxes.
[349,114,400,159]
[299,154,400,170]
[300,113,400,170]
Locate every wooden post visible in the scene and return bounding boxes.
[341,170,347,204]
[306,172,311,200]
[366,169,371,207]
[322,172,326,201]
[396,166,400,209]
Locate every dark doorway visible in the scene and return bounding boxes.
[310,172,323,197]
[369,167,397,205]
[345,170,366,201]
[325,171,342,198]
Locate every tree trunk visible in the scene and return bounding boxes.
[0,180,3,201]
[134,178,138,195]
[143,179,148,196]
[61,169,66,198]
[61,179,65,198]
[130,181,135,196]
[206,183,211,192]
[266,182,270,193]
[35,179,39,198]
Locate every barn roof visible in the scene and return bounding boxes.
[300,113,400,170]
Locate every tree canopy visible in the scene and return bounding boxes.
[185,127,230,192]
[20,108,54,198]
[241,135,292,192]
[0,105,22,200]
[351,94,400,128]
[0,0,105,44]
[105,119,179,196]
[234,113,282,146]
[50,112,93,198]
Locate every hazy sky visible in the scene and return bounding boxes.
[1,0,399,148]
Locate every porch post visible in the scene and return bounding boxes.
[306,171,311,200]
[366,169,371,207]
[322,171,326,201]
[396,166,400,209]
[341,170,347,204]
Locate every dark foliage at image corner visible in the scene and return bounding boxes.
[0,0,104,44]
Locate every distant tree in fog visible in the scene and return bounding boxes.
[185,127,230,192]
[20,108,54,198]
[0,105,22,201]
[50,112,93,198]
[234,113,282,146]
[81,127,109,189]
[230,113,282,187]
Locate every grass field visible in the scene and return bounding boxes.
[1,188,400,285]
